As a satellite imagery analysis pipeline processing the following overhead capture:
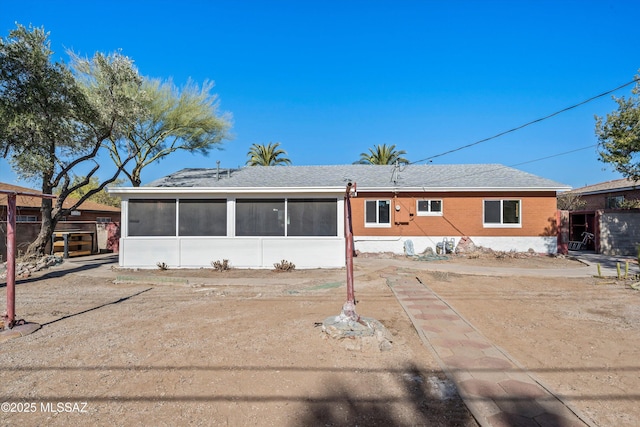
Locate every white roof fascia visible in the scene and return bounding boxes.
[107,186,347,195]
[107,185,571,195]
[355,186,573,192]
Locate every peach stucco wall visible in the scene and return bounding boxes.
[350,191,558,238]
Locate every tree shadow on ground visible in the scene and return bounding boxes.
[292,362,476,427]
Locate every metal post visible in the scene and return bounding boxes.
[63,233,69,259]
[1,189,56,330]
[341,183,358,321]
[4,194,16,329]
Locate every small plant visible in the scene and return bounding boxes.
[273,259,296,272]
[625,261,629,279]
[211,259,231,272]
[156,261,169,270]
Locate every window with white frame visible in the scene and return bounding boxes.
[416,199,442,216]
[96,217,112,223]
[16,215,38,222]
[483,199,521,227]
[364,199,391,227]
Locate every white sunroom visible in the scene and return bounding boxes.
[110,186,347,269]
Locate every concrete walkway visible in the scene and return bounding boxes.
[383,267,595,427]
[369,252,634,426]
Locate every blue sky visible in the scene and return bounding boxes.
[1,0,639,189]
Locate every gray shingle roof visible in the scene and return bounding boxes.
[144,164,569,191]
[566,177,639,195]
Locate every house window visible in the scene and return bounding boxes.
[96,217,112,223]
[179,199,227,236]
[416,200,443,216]
[16,215,38,222]
[236,199,285,236]
[128,199,176,236]
[605,195,624,209]
[365,200,391,227]
[484,200,521,227]
[287,199,337,236]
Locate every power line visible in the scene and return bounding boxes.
[410,77,640,165]
[410,144,597,188]
[509,144,597,167]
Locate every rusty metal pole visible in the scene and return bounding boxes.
[4,193,17,329]
[341,183,358,321]
[1,190,55,331]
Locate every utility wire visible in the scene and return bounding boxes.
[509,144,597,167]
[410,144,597,188]
[410,77,640,165]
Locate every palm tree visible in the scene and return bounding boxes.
[355,144,409,165]
[246,142,292,166]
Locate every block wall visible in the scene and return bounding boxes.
[599,210,640,256]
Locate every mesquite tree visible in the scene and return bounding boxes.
[105,78,232,187]
[0,24,146,257]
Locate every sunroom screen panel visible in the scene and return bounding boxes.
[179,199,227,236]
[236,199,285,236]
[287,199,337,236]
[129,199,176,236]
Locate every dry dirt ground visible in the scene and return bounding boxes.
[1,253,639,426]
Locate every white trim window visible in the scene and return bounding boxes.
[483,199,521,228]
[96,217,112,223]
[365,199,391,227]
[16,215,38,222]
[416,199,443,216]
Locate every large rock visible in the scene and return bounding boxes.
[322,315,393,352]
[455,236,477,254]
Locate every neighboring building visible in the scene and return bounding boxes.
[0,182,121,223]
[0,182,121,259]
[107,164,570,269]
[566,178,640,211]
[561,178,640,255]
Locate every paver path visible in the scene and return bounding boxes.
[383,267,595,427]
